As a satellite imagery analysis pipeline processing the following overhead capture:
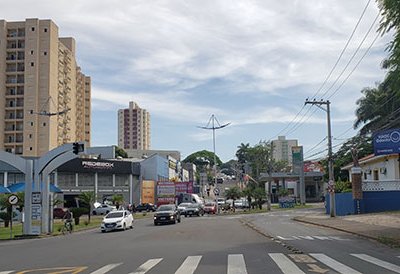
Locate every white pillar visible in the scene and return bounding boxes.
[4,171,8,187]
[112,174,116,187]
[41,174,50,234]
[95,173,98,202]
[129,174,133,204]
[54,171,58,187]
[75,173,79,187]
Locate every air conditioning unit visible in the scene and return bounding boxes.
[380,167,387,174]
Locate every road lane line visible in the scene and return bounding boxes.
[175,256,202,274]
[227,254,248,274]
[0,271,14,274]
[310,253,361,274]
[90,263,122,274]
[351,254,400,273]
[129,258,163,274]
[268,253,305,274]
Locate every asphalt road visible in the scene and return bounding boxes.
[0,210,399,274]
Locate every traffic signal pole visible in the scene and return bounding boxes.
[305,99,335,217]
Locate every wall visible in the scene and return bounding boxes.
[325,192,354,216]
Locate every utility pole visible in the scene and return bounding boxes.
[199,114,230,214]
[305,99,335,217]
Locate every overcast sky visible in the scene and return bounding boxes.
[1,0,391,162]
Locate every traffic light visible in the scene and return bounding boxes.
[73,142,84,154]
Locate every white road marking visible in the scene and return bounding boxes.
[276,236,293,240]
[89,263,122,274]
[351,254,400,273]
[310,253,361,274]
[0,271,14,274]
[276,235,349,241]
[313,236,332,240]
[175,256,202,274]
[227,254,248,274]
[268,253,306,274]
[298,236,314,240]
[129,258,163,274]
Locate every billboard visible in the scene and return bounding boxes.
[157,181,175,205]
[373,128,400,155]
[141,180,155,204]
[292,146,304,174]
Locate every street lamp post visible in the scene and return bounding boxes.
[199,114,230,214]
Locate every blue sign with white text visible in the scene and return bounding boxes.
[373,128,400,155]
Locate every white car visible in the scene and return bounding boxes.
[101,210,133,232]
[92,204,116,215]
[177,203,192,213]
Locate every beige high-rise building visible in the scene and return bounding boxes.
[0,19,91,156]
[271,136,298,165]
[118,101,150,150]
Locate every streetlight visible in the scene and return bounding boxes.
[199,114,230,213]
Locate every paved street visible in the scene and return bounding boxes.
[0,210,399,274]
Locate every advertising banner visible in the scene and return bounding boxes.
[141,180,155,204]
[157,181,175,205]
[292,146,304,175]
[373,128,400,155]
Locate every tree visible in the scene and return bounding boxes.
[111,194,124,210]
[115,146,128,158]
[183,150,222,172]
[242,185,256,211]
[79,191,96,223]
[252,187,266,210]
[224,186,242,211]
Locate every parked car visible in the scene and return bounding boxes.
[53,208,66,219]
[177,202,192,214]
[234,199,250,209]
[154,204,181,225]
[203,202,217,214]
[101,210,133,232]
[92,204,117,215]
[135,203,157,212]
[183,203,204,217]
[217,198,226,206]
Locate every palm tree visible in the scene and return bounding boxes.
[253,187,266,210]
[242,187,254,211]
[79,191,95,223]
[224,186,242,211]
[111,194,124,210]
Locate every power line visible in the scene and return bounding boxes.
[310,0,373,100]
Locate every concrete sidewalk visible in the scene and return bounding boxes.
[294,210,400,247]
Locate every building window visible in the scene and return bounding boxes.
[30,147,32,151]
[31,27,35,31]
[30,122,33,126]
[43,122,46,126]
[29,134,32,138]
[44,51,47,56]
[31,50,34,55]
[31,62,34,67]
[44,28,47,32]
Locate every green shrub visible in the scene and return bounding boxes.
[335,180,352,193]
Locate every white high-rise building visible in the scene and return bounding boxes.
[271,136,298,165]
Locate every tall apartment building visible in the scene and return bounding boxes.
[271,136,298,165]
[118,101,150,150]
[0,19,91,157]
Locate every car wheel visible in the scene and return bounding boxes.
[123,223,126,230]
[92,211,97,215]
[106,211,109,214]
[130,224,133,229]
[177,217,181,223]
[154,222,158,226]
[184,214,187,217]
[101,230,105,233]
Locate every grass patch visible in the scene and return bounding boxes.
[0,222,23,240]
[377,236,400,248]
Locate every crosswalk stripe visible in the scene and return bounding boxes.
[175,256,202,274]
[227,254,248,274]
[351,254,400,273]
[129,258,163,274]
[90,263,122,274]
[310,253,361,274]
[268,253,305,274]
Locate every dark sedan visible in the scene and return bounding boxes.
[154,204,181,225]
[135,203,157,212]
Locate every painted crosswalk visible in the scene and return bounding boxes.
[2,253,400,274]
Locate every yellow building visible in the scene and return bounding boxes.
[0,19,91,156]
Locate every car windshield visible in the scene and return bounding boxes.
[187,204,198,208]
[178,203,191,207]
[105,212,123,218]
[157,205,175,211]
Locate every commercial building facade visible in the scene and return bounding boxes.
[0,18,91,157]
[118,101,150,150]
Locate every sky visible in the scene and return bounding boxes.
[1,0,392,162]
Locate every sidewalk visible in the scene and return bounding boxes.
[294,209,400,247]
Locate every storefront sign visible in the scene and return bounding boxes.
[142,180,155,204]
[373,128,400,155]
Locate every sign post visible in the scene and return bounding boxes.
[8,194,18,239]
